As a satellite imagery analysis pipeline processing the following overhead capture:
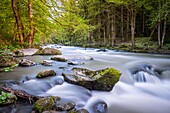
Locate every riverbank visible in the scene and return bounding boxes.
[67,37,170,54]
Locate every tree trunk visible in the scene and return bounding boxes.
[130,4,136,49]
[98,14,101,46]
[11,0,24,45]
[142,9,145,36]
[121,5,124,39]
[126,7,129,39]
[28,0,34,48]
[161,13,168,47]
[111,6,116,46]
[107,3,110,46]
[158,2,161,49]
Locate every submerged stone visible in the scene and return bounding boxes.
[62,68,121,91]
[35,48,62,55]
[19,59,36,67]
[93,102,107,113]
[33,96,60,113]
[69,109,89,113]
[41,60,52,66]
[51,56,67,62]
[36,70,56,78]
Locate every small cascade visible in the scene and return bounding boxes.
[133,71,161,83]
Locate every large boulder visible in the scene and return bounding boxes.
[19,59,36,67]
[33,96,60,113]
[36,70,56,78]
[0,56,19,68]
[0,92,17,106]
[35,48,62,55]
[62,68,121,91]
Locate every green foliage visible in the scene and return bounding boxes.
[0,91,11,104]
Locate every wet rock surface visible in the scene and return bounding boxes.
[62,68,121,91]
[0,56,19,68]
[35,48,62,55]
[56,98,76,111]
[0,92,17,106]
[33,96,60,113]
[51,56,67,62]
[93,102,107,113]
[19,59,36,67]
[41,60,52,66]
[13,50,24,57]
[36,70,56,78]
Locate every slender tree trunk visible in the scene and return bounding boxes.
[142,9,145,36]
[158,2,161,49]
[161,14,168,46]
[98,14,101,46]
[111,6,116,46]
[11,0,24,45]
[103,25,106,46]
[121,5,124,39]
[126,7,129,39]
[107,3,110,46]
[103,11,106,46]
[28,0,34,48]
[130,4,136,49]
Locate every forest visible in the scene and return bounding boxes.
[0,0,170,53]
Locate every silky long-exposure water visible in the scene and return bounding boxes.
[0,45,170,113]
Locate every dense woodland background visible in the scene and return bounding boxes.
[0,0,170,52]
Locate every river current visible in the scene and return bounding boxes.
[0,45,170,113]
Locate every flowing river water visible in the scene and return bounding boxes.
[0,45,170,113]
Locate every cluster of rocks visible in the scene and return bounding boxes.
[0,48,62,72]
[0,46,122,113]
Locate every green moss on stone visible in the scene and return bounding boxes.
[97,68,121,85]
[33,96,58,113]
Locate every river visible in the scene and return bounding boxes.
[0,45,170,113]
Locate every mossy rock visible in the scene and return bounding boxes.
[69,109,89,113]
[36,70,56,78]
[0,92,17,106]
[63,68,121,91]
[0,56,19,68]
[35,48,62,55]
[33,96,60,113]
[13,50,24,57]
[51,56,67,62]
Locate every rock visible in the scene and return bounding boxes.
[0,56,19,68]
[62,68,121,91]
[19,59,36,67]
[13,50,24,57]
[56,98,76,111]
[0,92,17,106]
[33,96,60,113]
[42,110,60,113]
[51,56,67,62]
[54,55,93,61]
[36,70,56,78]
[52,77,64,85]
[68,60,84,65]
[93,102,107,113]
[41,60,52,66]
[56,102,75,111]
[69,109,89,113]
[96,49,108,52]
[35,48,62,55]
